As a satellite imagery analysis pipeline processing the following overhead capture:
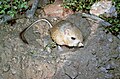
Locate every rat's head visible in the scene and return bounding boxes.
[61,21,83,47]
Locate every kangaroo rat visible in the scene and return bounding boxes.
[20,18,83,47]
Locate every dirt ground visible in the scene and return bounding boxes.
[0,13,120,79]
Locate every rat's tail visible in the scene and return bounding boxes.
[19,18,53,44]
[19,26,29,44]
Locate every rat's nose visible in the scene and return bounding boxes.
[77,42,84,47]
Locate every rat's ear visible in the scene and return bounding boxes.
[64,29,70,35]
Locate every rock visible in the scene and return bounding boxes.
[105,73,113,78]
[16,18,25,24]
[111,54,119,59]
[1,9,120,79]
[90,1,117,17]
[117,33,120,39]
[12,57,18,64]
[2,63,10,73]
[0,15,13,24]
[108,38,113,42]
[118,46,120,52]
[107,34,113,42]
[11,68,17,75]
[64,60,72,66]
[105,64,111,70]
[111,61,117,68]
[100,67,108,73]
[44,1,74,18]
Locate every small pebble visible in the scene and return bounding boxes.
[105,73,113,78]
[11,68,17,75]
[12,57,18,64]
[117,34,120,39]
[107,35,113,42]
[111,54,119,59]
[105,64,110,69]
[3,63,10,72]
[64,60,72,66]
[100,67,108,73]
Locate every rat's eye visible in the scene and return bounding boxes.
[71,37,76,40]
